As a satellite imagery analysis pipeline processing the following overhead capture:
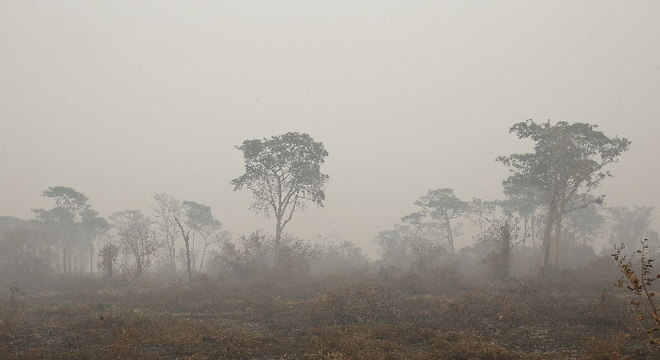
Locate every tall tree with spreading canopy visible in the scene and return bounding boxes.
[497,120,630,274]
[231,132,329,248]
[502,181,543,248]
[561,198,604,246]
[406,188,470,254]
[80,208,110,275]
[152,193,182,274]
[181,200,221,272]
[40,186,89,212]
[110,210,160,279]
[174,217,193,284]
[171,200,221,283]
[32,186,90,275]
[607,206,656,251]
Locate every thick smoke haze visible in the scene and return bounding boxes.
[1,1,659,256]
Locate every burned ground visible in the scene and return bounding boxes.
[0,262,657,360]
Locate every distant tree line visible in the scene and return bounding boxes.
[0,132,360,290]
[0,124,657,290]
[375,120,657,279]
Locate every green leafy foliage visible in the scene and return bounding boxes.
[232,132,329,245]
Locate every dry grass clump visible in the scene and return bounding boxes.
[391,265,465,295]
[306,326,527,360]
[309,283,404,325]
[582,334,659,360]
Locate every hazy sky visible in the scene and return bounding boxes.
[2,1,659,255]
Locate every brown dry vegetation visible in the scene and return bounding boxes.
[0,259,658,360]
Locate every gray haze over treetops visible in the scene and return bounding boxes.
[1,1,659,256]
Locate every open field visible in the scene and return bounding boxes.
[1,264,657,360]
[3,2,660,359]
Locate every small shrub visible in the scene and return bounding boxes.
[612,238,660,345]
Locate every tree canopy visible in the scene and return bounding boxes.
[231,132,329,246]
[407,188,470,254]
[497,120,630,273]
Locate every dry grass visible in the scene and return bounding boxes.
[0,266,657,359]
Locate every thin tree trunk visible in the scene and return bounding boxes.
[89,243,94,275]
[275,215,282,248]
[134,256,143,279]
[198,238,210,272]
[500,220,512,280]
[274,215,283,266]
[523,216,528,246]
[191,230,196,272]
[184,234,192,283]
[175,217,193,284]
[445,216,454,254]
[530,208,536,249]
[550,190,568,270]
[62,244,67,275]
[171,238,177,274]
[541,192,558,277]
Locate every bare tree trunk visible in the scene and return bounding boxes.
[500,220,511,280]
[62,248,66,274]
[63,243,68,275]
[68,242,73,275]
[530,208,536,249]
[550,191,567,270]
[523,215,528,246]
[171,240,177,274]
[275,214,283,266]
[175,217,193,284]
[73,246,77,274]
[445,216,454,254]
[184,235,192,283]
[550,217,561,270]
[275,215,283,249]
[89,243,94,275]
[198,237,210,272]
[134,257,143,279]
[541,193,558,277]
[191,230,196,272]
